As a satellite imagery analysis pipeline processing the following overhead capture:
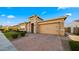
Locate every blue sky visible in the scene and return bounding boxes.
[0,7,79,27]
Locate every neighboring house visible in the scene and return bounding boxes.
[26,15,68,36]
[0,25,2,29]
[18,22,27,31]
[5,22,27,31]
[71,20,79,33]
[2,26,9,32]
[10,25,19,31]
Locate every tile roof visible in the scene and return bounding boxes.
[29,15,43,20]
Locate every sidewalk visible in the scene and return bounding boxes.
[0,31,17,51]
[68,33,79,41]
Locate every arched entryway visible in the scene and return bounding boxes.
[31,23,34,33]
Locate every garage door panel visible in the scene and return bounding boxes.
[39,23,62,35]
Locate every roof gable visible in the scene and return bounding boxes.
[29,15,43,21]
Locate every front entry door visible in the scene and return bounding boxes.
[31,23,34,33]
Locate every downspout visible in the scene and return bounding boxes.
[58,22,61,36]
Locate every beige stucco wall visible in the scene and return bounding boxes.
[26,15,67,36]
[27,15,43,33]
[27,22,31,32]
[38,18,65,36]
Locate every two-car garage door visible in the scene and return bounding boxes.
[39,23,64,35]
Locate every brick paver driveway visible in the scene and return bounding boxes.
[12,34,70,51]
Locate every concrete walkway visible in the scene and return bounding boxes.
[12,34,70,51]
[0,31,16,51]
[68,34,79,41]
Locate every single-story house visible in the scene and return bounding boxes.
[26,15,67,36]
[18,22,27,31]
[1,26,9,32]
[71,20,79,33]
[9,25,19,31]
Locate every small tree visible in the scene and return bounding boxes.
[65,27,71,33]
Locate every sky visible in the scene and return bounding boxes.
[0,7,79,27]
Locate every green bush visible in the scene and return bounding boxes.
[67,27,71,33]
[18,31,26,37]
[69,40,79,51]
[65,27,71,33]
[4,31,19,41]
[4,32,13,40]
[73,27,79,35]
[11,33,18,39]
[4,31,26,41]
[0,29,4,32]
[76,33,79,35]
[76,28,79,35]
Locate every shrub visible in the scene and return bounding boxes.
[76,28,79,35]
[4,31,19,40]
[4,31,26,41]
[74,27,79,35]
[20,31,26,37]
[11,33,18,39]
[0,29,4,32]
[8,29,12,31]
[67,27,71,33]
[69,40,79,51]
[76,33,79,35]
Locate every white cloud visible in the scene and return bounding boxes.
[57,7,68,10]
[41,11,47,15]
[1,14,5,16]
[65,13,72,16]
[7,15,15,19]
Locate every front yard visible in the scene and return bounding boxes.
[69,40,79,51]
[3,31,26,41]
[68,34,79,51]
[12,34,70,51]
[3,31,79,51]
